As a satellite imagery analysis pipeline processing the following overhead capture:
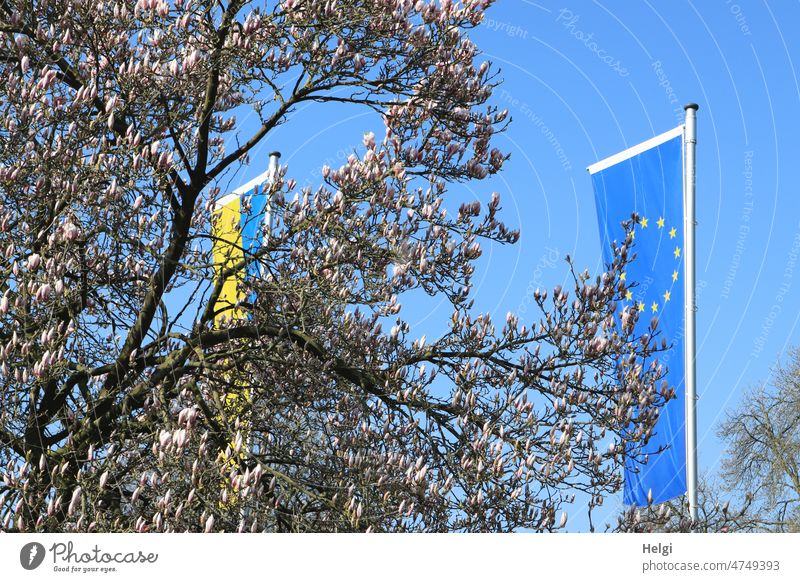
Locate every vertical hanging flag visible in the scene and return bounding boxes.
[588,126,688,506]
[211,152,281,321]
[210,153,280,510]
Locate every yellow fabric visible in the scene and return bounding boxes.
[211,196,250,510]
[211,196,245,323]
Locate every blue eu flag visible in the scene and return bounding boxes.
[589,127,687,505]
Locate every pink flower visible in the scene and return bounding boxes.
[27,253,41,271]
[362,131,375,149]
[68,486,82,516]
[63,222,80,242]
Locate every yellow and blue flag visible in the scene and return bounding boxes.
[589,126,687,506]
[209,167,276,506]
[212,171,274,319]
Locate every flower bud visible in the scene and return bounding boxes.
[27,253,41,271]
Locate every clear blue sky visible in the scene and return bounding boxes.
[227,0,800,530]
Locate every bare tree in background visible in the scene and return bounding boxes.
[611,477,761,533]
[0,0,673,532]
[716,347,800,532]
[612,348,800,533]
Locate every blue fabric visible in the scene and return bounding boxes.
[590,133,687,506]
[239,183,267,281]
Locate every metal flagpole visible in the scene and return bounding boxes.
[683,103,698,523]
[265,151,281,241]
[255,151,280,279]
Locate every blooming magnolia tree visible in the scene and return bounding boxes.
[0,0,670,532]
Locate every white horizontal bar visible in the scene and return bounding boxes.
[4,531,795,580]
[212,168,272,211]
[587,125,684,175]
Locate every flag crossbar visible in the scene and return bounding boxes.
[587,125,685,175]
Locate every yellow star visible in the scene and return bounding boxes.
[638,302,645,312]
[626,290,633,301]
[669,227,677,239]
[651,301,658,313]
[640,217,649,228]
[674,246,681,259]
[630,229,635,239]
[620,272,627,281]
[672,270,678,282]
[663,290,671,302]
[657,217,665,228]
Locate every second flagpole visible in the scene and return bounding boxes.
[684,103,699,524]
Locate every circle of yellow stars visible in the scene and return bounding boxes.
[623,215,681,313]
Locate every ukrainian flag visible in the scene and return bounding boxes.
[212,166,275,320]
[210,162,277,509]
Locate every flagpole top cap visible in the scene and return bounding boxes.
[684,103,699,111]
[269,151,282,158]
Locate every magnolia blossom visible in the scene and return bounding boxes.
[0,0,668,534]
